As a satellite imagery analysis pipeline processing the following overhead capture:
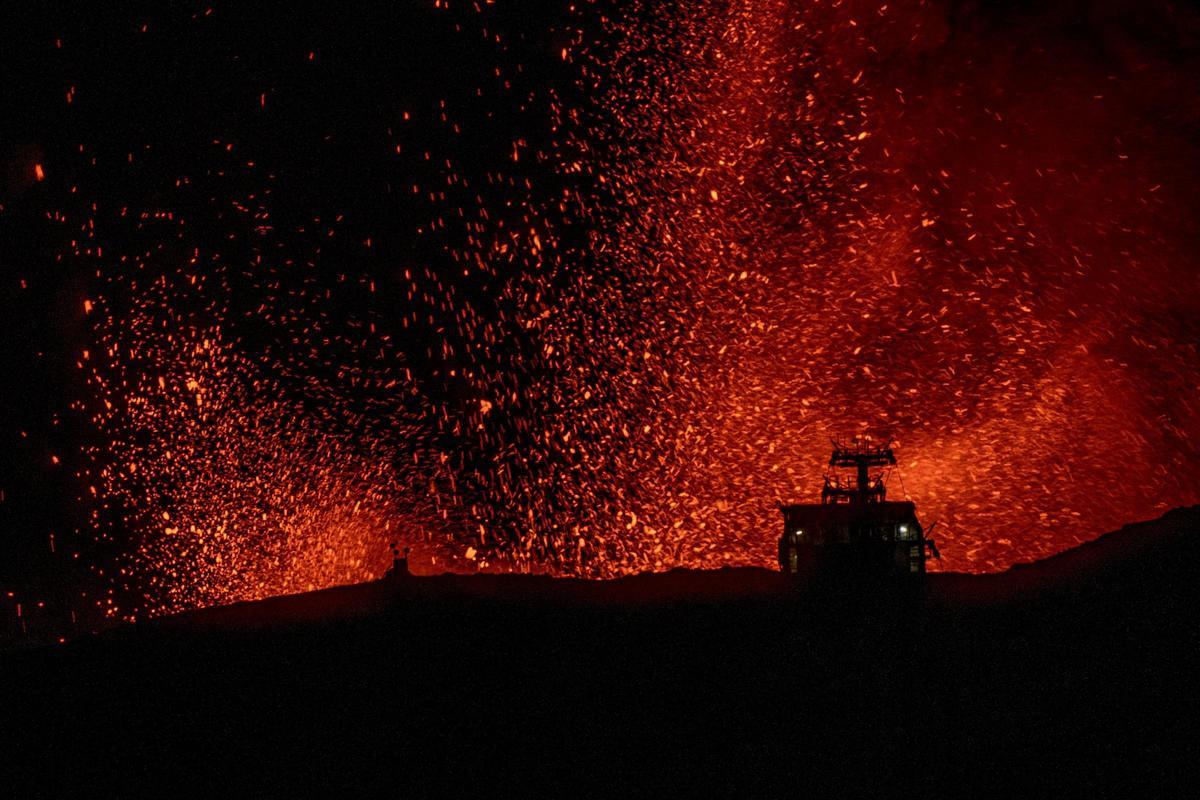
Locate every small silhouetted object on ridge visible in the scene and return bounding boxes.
[778,435,940,578]
[386,543,411,580]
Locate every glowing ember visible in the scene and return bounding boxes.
[427,0,1200,576]
[24,0,1197,617]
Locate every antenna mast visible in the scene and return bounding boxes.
[821,434,896,506]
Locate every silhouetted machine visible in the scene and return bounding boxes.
[778,435,939,577]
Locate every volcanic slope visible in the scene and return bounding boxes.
[3,506,1199,796]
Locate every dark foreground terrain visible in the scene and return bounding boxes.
[3,508,1200,797]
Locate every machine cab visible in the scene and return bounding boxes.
[778,436,939,578]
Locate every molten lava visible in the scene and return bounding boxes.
[53,0,1200,616]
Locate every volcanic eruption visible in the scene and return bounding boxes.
[1,0,1197,622]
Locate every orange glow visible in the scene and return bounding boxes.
[63,0,1199,619]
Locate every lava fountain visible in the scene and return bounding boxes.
[69,0,1200,614]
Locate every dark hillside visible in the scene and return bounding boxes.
[3,507,1198,796]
